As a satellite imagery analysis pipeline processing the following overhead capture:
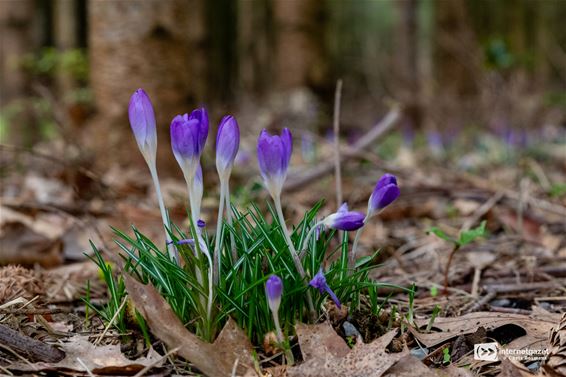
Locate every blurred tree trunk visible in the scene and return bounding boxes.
[0,0,40,146]
[431,0,481,129]
[272,0,329,92]
[395,0,422,131]
[87,0,206,171]
[237,0,273,98]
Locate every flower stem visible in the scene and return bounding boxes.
[273,196,316,320]
[224,181,238,263]
[301,221,324,252]
[349,214,370,271]
[272,310,294,365]
[148,162,178,263]
[188,181,213,323]
[213,183,225,285]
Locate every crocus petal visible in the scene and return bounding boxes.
[187,108,209,155]
[171,115,200,159]
[369,183,400,216]
[324,287,341,309]
[216,115,240,175]
[323,203,365,231]
[368,174,400,216]
[337,202,349,213]
[375,173,397,190]
[265,275,283,313]
[328,211,365,231]
[257,128,293,198]
[281,128,293,172]
[128,89,157,161]
[309,269,341,308]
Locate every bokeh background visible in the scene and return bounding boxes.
[1,0,565,173]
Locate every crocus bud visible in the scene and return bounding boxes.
[170,108,209,182]
[216,115,240,180]
[257,128,292,199]
[265,275,283,313]
[128,89,157,163]
[323,203,365,231]
[309,269,341,309]
[367,173,400,218]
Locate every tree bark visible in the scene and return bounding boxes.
[0,0,40,146]
[87,0,206,170]
[272,0,329,92]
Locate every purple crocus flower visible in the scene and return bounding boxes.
[323,203,365,231]
[170,108,209,181]
[309,269,341,308]
[257,128,292,198]
[265,275,283,313]
[197,219,206,228]
[367,174,400,217]
[216,115,240,179]
[128,89,157,163]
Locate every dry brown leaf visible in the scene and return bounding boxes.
[0,206,65,267]
[124,274,254,377]
[294,322,350,360]
[287,327,405,377]
[435,365,475,377]
[542,312,566,377]
[8,335,162,374]
[498,357,534,377]
[382,355,436,377]
[411,312,559,348]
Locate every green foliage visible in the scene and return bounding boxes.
[442,347,451,364]
[549,183,566,199]
[83,241,128,333]
[21,47,89,82]
[428,221,487,247]
[94,200,398,345]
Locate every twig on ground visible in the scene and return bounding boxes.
[333,79,343,208]
[485,280,566,294]
[461,191,503,232]
[76,357,96,377]
[285,106,400,192]
[133,347,180,377]
[94,296,127,345]
[0,324,65,363]
[462,291,496,314]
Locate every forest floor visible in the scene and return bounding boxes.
[0,127,565,376]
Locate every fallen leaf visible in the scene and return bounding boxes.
[8,335,162,374]
[0,206,65,267]
[124,274,254,377]
[498,357,533,377]
[542,312,566,377]
[382,355,436,377]
[295,322,350,360]
[411,312,559,348]
[287,327,405,377]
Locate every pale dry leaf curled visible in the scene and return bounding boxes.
[124,274,254,377]
[288,328,405,377]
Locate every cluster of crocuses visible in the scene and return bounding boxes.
[128,88,400,340]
